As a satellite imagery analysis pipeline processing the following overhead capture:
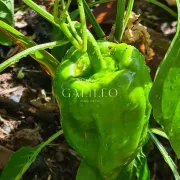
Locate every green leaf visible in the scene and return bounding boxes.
[123,0,134,37]
[148,130,180,180]
[82,0,105,39]
[149,0,180,158]
[150,128,169,139]
[134,151,150,180]
[76,151,149,180]
[0,130,63,180]
[0,147,41,180]
[0,20,60,77]
[117,150,150,180]
[1,0,13,12]
[0,0,14,45]
[0,40,68,73]
[114,0,126,42]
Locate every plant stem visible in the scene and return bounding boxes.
[39,129,63,149]
[62,0,82,45]
[62,0,71,12]
[148,130,180,180]
[53,0,59,20]
[122,0,134,40]
[87,31,106,72]
[23,0,81,50]
[19,129,63,180]
[82,0,105,39]
[54,0,81,47]
[77,0,87,52]
[177,0,180,32]
[88,0,113,7]
[114,0,126,42]
[68,15,83,43]
[145,0,177,18]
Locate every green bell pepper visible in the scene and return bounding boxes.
[54,38,152,179]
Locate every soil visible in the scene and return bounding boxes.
[0,0,179,180]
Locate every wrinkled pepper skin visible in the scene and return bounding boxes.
[54,41,152,179]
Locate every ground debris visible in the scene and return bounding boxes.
[106,12,154,60]
[166,0,176,6]
[123,12,154,60]
[161,21,177,36]
[14,10,28,29]
[0,97,58,123]
[0,116,20,139]
[12,128,42,150]
[30,89,58,112]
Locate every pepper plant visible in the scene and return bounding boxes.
[0,0,180,179]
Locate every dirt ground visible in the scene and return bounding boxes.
[0,0,179,179]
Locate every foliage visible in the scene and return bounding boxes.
[149,0,180,158]
[0,0,14,45]
[0,0,180,179]
[0,130,63,180]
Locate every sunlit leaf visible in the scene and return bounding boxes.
[0,130,63,180]
[149,0,180,158]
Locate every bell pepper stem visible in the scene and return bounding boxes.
[87,31,106,72]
